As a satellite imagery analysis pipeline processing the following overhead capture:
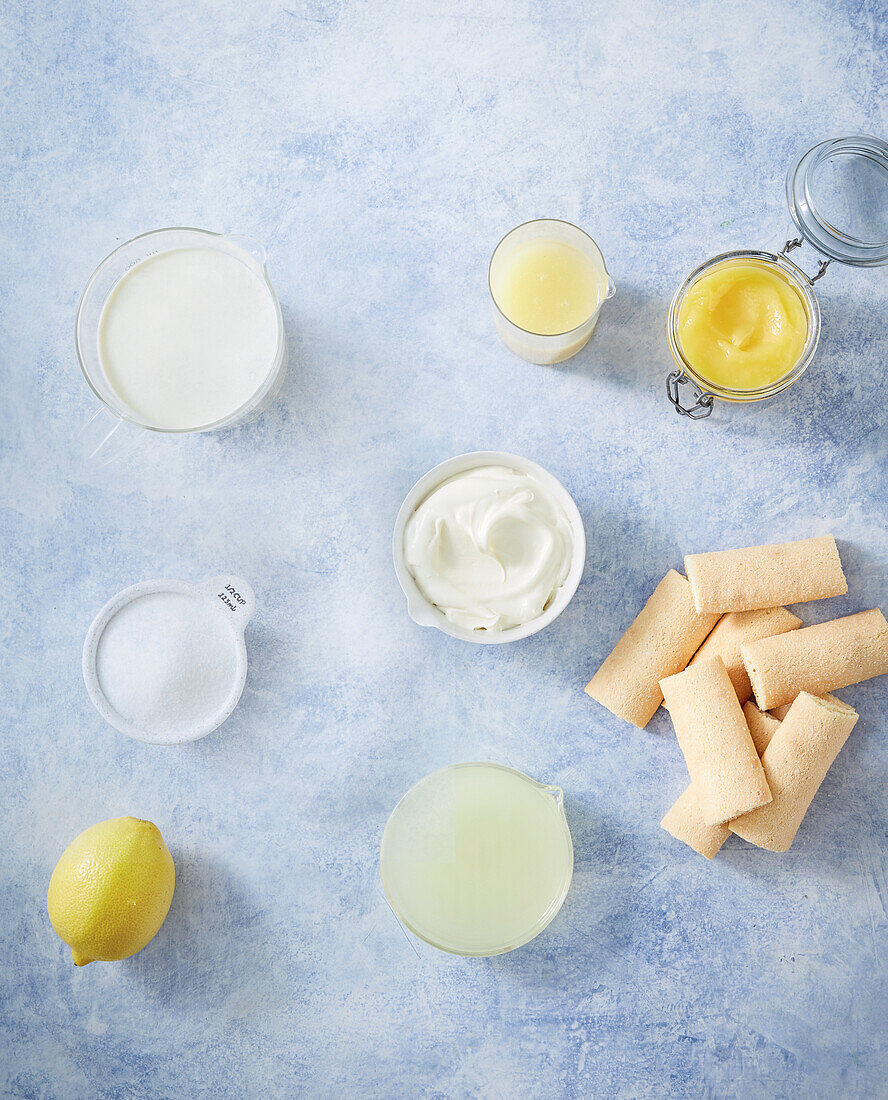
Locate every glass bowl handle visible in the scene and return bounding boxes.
[666,370,714,419]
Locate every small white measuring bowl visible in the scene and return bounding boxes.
[393,451,586,644]
[83,575,255,744]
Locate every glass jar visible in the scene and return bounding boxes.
[666,134,888,418]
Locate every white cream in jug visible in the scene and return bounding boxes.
[404,465,574,631]
[98,248,279,430]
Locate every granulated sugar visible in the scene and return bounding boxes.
[95,591,238,741]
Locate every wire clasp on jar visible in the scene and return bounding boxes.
[781,238,832,283]
[665,370,715,419]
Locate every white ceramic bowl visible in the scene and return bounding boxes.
[82,575,254,744]
[393,451,586,644]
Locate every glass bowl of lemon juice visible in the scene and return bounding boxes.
[380,762,574,957]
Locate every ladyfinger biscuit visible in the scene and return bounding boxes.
[769,703,792,721]
[685,535,846,614]
[730,692,858,851]
[661,701,780,858]
[742,609,888,710]
[661,786,730,860]
[687,607,802,703]
[771,692,842,722]
[742,702,782,756]
[585,570,720,728]
[660,657,772,826]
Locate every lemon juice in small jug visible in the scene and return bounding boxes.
[380,762,573,956]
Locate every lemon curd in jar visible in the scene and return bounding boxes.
[677,259,809,391]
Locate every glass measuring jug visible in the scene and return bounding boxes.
[380,762,574,956]
[76,227,288,456]
[666,134,888,418]
[489,219,615,365]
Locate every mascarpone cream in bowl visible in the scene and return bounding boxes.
[393,452,586,643]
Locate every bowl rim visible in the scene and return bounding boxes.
[392,451,586,644]
[82,577,250,744]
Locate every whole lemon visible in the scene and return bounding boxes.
[47,817,175,966]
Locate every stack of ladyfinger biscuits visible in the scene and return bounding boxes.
[585,535,888,858]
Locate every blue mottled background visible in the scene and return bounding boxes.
[2,1,887,1097]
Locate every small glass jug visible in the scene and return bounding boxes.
[380,762,574,956]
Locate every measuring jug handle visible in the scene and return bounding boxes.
[80,406,147,463]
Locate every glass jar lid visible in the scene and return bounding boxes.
[786,134,888,267]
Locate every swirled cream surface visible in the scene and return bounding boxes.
[404,466,574,631]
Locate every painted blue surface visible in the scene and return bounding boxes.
[1,1,887,1096]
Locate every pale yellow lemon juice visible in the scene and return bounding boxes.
[489,219,614,364]
[380,763,573,956]
[494,238,604,335]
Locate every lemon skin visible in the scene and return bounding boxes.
[47,817,175,966]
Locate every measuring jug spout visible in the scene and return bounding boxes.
[225,234,268,268]
[542,784,565,809]
[604,277,616,301]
